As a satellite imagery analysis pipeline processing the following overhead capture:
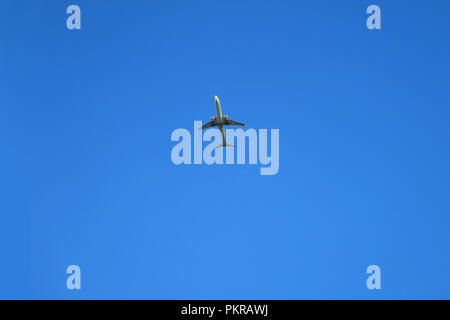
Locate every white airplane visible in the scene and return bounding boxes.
[199,96,246,148]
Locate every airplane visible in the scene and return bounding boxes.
[199,96,246,148]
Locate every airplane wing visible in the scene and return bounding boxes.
[223,119,246,126]
[198,121,215,130]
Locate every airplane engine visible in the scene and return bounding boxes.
[210,116,214,121]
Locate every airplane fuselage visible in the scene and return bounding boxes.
[215,96,226,144]
[215,97,223,121]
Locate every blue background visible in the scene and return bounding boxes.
[2,0,450,299]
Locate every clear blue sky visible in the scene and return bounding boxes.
[2,0,450,299]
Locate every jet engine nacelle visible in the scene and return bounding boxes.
[210,116,214,121]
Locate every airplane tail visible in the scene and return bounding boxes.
[215,142,234,148]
